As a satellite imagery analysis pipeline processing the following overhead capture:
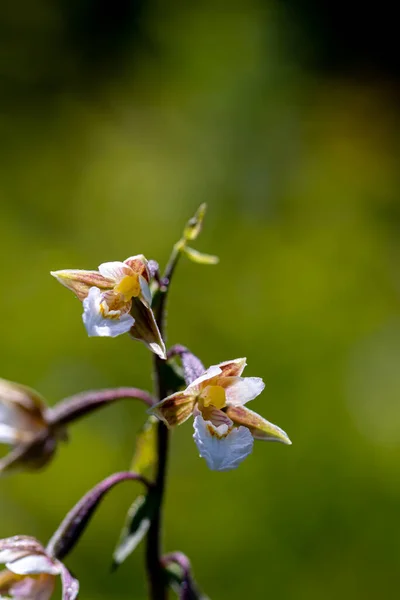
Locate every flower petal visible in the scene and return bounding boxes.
[0,548,29,563]
[216,357,247,377]
[139,275,152,307]
[0,424,19,444]
[0,432,57,476]
[0,569,20,595]
[199,405,232,428]
[187,366,222,393]
[8,573,56,600]
[129,298,166,359]
[0,379,47,421]
[51,270,113,300]
[151,392,195,427]
[226,405,292,444]
[60,564,79,600]
[193,415,254,471]
[124,255,149,279]
[7,555,60,576]
[98,261,131,282]
[223,377,265,406]
[0,537,46,563]
[82,287,134,337]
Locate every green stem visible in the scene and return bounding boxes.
[145,243,182,600]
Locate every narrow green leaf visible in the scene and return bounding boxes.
[183,247,219,265]
[130,416,158,480]
[111,491,157,570]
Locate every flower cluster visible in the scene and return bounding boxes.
[0,206,292,599]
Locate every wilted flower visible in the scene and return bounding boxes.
[0,536,78,600]
[151,358,291,471]
[0,379,63,475]
[51,255,166,359]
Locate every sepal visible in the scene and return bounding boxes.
[225,405,292,444]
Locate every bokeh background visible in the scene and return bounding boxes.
[1,1,399,598]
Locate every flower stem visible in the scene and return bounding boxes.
[47,471,151,561]
[46,387,155,428]
[146,243,182,600]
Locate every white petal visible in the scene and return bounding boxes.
[148,341,167,360]
[193,415,254,471]
[0,548,29,563]
[7,555,60,576]
[225,377,265,406]
[139,275,152,307]
[0,401,15,426]
[98,261,131,282]
[82,287,134,337]
[187,366,222,393]
[0,423,18,444]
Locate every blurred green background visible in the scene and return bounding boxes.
[1,1,399,598]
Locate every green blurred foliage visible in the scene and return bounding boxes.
[1,1,400,599]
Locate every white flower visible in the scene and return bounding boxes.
[51,255,166,358]
[151,358,291,471]
[0,536,78,600]
[0,379,60,476]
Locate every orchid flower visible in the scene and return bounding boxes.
[51,254,166,359]
[0,378,153,476]
[151,358,291,471]
[0,379,63,475]
[0,536,78,600]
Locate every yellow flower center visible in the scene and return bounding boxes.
[200,385,226,409]
[114,274,141,301]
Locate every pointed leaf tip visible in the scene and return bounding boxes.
[183,247,219,265]
[112,491,157,569]
[183,204,207,241]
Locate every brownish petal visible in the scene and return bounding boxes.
[226,405,292,444]
[216,358,247,378]
[151,392,195,427]
[51,270,113,301]
[0,431,57,476]
[129,298,166,359]
[124,255,150,282]
[200,405,232,427]
[0,569,21,594]
[0,379,48,432]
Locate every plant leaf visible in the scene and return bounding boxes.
[130,417,158,480]
[183,247,219,265]
[112,491,157,570]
